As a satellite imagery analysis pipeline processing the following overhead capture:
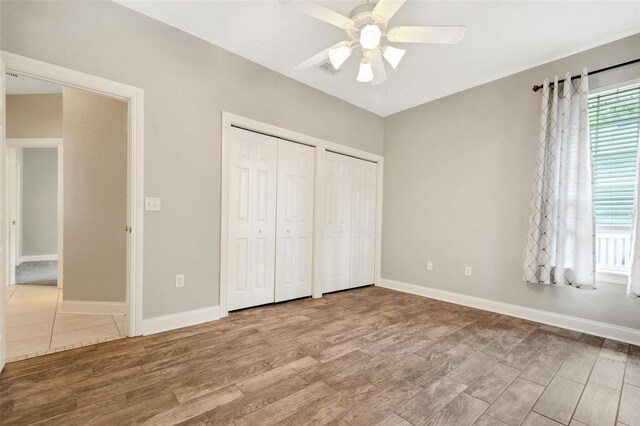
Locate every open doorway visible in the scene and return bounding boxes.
[12,145,59,287]
[4,72,128,361]
[1,53,144,371]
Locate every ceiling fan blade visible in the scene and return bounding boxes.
[372,0,406,23]
[295,41,350,70]
[286,1,354,29]
[386,26,466,44]
[371,48,387,85]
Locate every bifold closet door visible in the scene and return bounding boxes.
[227,127,277,311]
[323,152,352,293]
[350,159,377,287]
[275,140,315,302]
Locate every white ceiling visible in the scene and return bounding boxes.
[6,73,62,95]
[117,1,640,116]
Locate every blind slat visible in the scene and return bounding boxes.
[589,84,640,230]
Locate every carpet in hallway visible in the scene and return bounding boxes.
[15,260,57,286]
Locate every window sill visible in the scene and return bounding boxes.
[596,270,629,286]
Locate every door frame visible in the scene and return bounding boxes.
[1,51,145,339]
[6,138,63,288]
[220,111,384,317]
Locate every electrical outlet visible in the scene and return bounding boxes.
[145,197,161,212]
[175,274,185,288]
[426,261,434,271]
[464,266,472,277]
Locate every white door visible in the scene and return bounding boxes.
[275,140,314,302]
[7,148,17,285]
[227,127,277,311]
[323,152,352,293]
[350,158,377,287]
[1,58,7,371]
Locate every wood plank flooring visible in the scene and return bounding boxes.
[1,286,638,426]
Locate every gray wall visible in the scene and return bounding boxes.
[63,87,127,303]
[382,34,640,330]
[0,1,384,318]
[5,1,635,329]
[21,148,58,257]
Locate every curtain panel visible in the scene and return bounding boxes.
[524,71,596,289]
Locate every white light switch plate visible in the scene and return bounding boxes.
[175,274,185,288]
[145,197,161,211]
[464,266,472,277]
[427,261,434,271]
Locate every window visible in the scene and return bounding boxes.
[589,83,640,281]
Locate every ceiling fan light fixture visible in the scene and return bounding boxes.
[359,24,382,50]
[288,0,465,86]
[382,46,406,69]
[328,45,352,70]
[356,58,374,83]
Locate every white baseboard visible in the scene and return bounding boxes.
[141,306,221,336]
[378,278,640,346]
[60,299,126,316]
[18,254,58,265]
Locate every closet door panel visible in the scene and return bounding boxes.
[351,159,377,287]
[323,152,352,293]
[275,140,314,302]
[227,127,277,310]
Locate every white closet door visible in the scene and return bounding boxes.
[350,159,377,287]
[275,140,314,302]
[323,152,352,293]
[227,127,277,311]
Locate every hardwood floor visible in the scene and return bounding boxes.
[1,286,638,426]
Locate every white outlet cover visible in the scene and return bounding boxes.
[464,266,472,277]
[427,261,434,271]
[175,274,185,288]
[145,197,161,212]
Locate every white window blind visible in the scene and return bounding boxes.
[588,83,640,272]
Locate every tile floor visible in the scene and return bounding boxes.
[4,285,126,362]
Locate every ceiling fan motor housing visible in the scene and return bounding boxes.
[347,3,388,42]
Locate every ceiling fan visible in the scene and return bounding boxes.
[287,0,466,85]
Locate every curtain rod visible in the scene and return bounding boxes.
[531,58,640,92]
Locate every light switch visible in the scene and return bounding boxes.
[175,274,185,288]
[464,266,472,277]
[145,197,161,212]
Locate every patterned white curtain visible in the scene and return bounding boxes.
[523,71,596,289]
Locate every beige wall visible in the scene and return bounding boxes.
[21,148,58,257]
[382,34,640,330]
[62,87,127,303]
[6,94,62,259]
[0,1,384,318]
[6,94,62,138]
